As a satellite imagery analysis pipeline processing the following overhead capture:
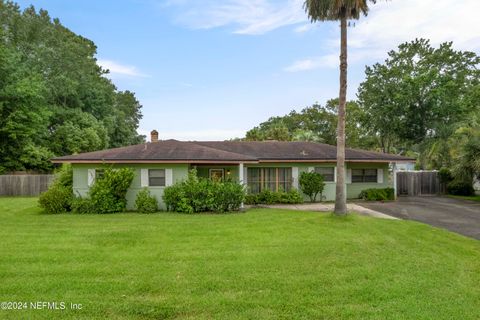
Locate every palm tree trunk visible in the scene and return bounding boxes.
[334,16,348,215]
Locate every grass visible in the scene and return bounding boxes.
[448,194,480,202]
[1,198,479,320]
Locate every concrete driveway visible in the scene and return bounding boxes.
[357,196,480,240]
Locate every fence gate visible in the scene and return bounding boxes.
[396,171,443,196]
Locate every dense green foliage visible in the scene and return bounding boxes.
[3,197,480,319]
[358,39,479,168]
[38,164,73,213]
[245,39,480,188]
[245,99,370,148]
[299,171,326,202]
[446,181,475,197]
[359,188,395,201]
[0,2,144,173]
[135,188,159,213]
[244,189,304,205]
[71,196,96,214]
[163,170,245,213]
[38,185,72,214]
[88,168,135,213]
[438,168,453,185]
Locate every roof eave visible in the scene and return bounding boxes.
[51,159,258,164]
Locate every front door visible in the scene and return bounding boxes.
[209,169,224,182]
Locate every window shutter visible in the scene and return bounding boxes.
[346,169,352,184]
[141,169,148,187]
[165,169,173,186]
[377,168,384,184]
[292,167,299,189]
[87,169,95,187]
[334,166,337,183]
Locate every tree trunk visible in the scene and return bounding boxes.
[334,16,348,215]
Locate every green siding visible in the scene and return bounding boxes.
[72,163,189,210]
[72,162,392,210]
[346,163,391,199]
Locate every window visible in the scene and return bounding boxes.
[149,169,165,186]
[95,169,105,180]
[352,169,377,183]
[315,167,335,182]
[247,168,292,193]
[209,169,224,182]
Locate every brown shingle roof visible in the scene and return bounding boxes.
[52,139,415,163]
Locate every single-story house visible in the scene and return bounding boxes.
[52,131,415,210]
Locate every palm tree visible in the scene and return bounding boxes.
[304,0,376,215]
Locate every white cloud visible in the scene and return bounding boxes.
[166,0,306,35]
[140,128,247,141]
[286,0,480,72]
[97,59,149,78]
[284,54,337,72]
[294,23,315,33]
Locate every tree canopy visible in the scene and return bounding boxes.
[0,1,144,173]
[245,39,480,177]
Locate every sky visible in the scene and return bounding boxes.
[16,0,480,141]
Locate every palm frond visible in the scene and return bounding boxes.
[304,0,376,21]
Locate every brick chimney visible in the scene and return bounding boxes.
[150,130,159,143]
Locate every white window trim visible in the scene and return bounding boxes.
[147,169,167,187]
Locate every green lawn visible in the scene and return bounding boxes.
[1,198,479,320]
[448,194,480,202]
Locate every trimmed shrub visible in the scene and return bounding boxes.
[359,188,395,201]
[38,164,73,214]
[163,183,192,213]
[244,189,304,205]
[71,197,96,214]
[163,169,245,213]
[257,189,281,204]
[89,168,134,213]
[280,189,304,204]
[135,188,159,213]
[447,180,474,196]
[299,171,325,202]
[210,181,245,212]
[38,185,72,214]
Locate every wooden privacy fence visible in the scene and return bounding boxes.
[0,174,54,196]
[396,171,444,196]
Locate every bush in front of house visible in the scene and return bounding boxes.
[163,169,245,213]
[210,180,245,212]
[359,188,395,201]
[71,196,96,214]
[244,189,304,205]
[135,188,159,213]
[446,180,475,196]
[38,185,73,214]
[38,164,73,213]
[299,171,325,202]
[88,168,135,213]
